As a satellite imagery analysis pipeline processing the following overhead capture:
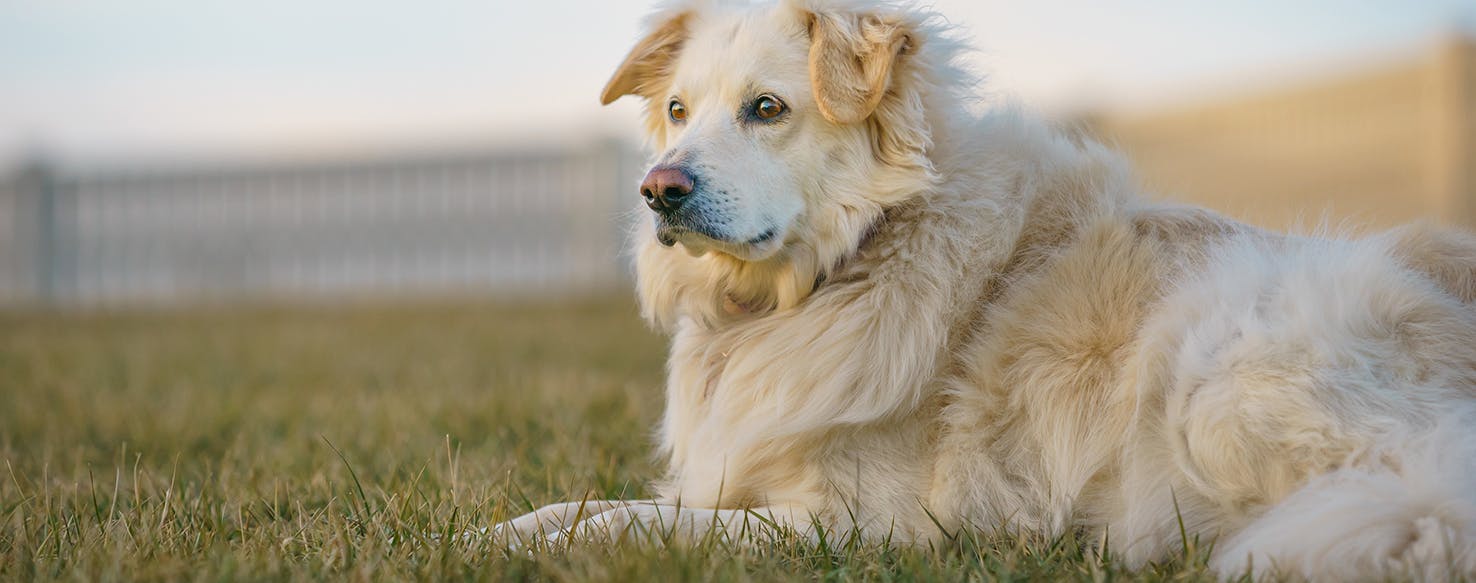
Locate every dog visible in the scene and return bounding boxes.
[499,0,1476,578]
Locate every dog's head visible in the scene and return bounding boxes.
[603,0,958,328]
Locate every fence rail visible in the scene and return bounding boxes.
[0,140,643,307]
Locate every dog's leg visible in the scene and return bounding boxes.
[494,499,652,545]
[546,502,813,546]
[1209,422,1476,581]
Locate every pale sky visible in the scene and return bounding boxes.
[2,0,1473,167]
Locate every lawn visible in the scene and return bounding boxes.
[0,297,1216,581]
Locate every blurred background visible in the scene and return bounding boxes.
[2,0,1475,308]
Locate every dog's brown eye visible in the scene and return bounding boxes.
[668,100,687,122]
[754,96,785,120]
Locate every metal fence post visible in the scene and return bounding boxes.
[8,160,57,305]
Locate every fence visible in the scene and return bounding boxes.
[0,139,644,307]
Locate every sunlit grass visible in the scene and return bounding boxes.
[0,297,1216,581]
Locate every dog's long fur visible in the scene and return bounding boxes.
[501,1,1476,578]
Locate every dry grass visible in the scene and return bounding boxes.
[0,297,1216,581]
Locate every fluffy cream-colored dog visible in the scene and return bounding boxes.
[501,0,1476,578]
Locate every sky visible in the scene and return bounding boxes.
[1,0,1473,167]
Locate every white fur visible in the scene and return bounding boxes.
[500,1,1476,579]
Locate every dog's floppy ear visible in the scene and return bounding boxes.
[802,5,935,185]
[601,12,691,105]
[806,10,913,124]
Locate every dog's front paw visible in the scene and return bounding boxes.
[543,504,667,547]
[492,500,636,547]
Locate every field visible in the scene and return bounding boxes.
[0,298,1217,581]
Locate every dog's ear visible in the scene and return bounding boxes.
[601,12,691,105]
[806,11,913,124]
[803,5,935,186]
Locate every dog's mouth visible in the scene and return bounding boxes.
[656,222,784,259]
[745,227,779,246]
[656,222,710,247]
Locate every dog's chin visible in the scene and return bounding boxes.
[657,225,785,262]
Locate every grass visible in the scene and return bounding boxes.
[0,297,1217,581]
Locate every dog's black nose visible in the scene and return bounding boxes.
[640,165,694,213]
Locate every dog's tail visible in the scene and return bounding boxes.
[1210,420,1476,581]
